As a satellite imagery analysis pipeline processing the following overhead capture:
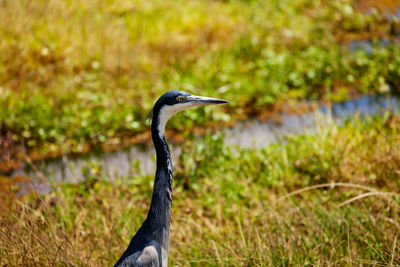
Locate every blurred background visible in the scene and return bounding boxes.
[1,0,400,266]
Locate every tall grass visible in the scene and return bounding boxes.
[1,114,399,266]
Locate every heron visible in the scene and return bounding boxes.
[114,90,228,267]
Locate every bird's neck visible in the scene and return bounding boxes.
[152,133,173,208]
[143,116,173,251]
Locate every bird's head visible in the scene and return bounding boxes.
[148,90,228,136]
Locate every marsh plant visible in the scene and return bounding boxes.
[1,115,399,266]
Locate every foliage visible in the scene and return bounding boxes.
[1,114,399,266]
[1,0,400,155]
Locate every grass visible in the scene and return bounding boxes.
[1,113,399,266]
[1,0,400,265]
[1,0,400,158]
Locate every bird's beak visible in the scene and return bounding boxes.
[185,95,228,105]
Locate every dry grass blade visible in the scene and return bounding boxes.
[391,234,398,266]
[280,182,375,201]
[344,219,353,267]
[338,192,400,207]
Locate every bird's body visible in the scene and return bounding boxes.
[114,91,227,267]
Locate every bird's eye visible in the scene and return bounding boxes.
[176,96,185,102]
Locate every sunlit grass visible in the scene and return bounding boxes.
[1,0,400,156]
[1,1,399,265]
[1,114,399,266]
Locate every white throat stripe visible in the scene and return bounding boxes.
[157,103,196,137]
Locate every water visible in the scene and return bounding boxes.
[323,94,399,116]
[9,94,399,194]
[347,39,390,54]
[346,5,400,54]
[226,94,399,148]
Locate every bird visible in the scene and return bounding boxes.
[114,90,228,267]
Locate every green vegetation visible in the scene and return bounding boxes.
[1,0,399,265]
[1,0,400,156]
[1,114,399,266]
